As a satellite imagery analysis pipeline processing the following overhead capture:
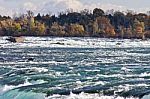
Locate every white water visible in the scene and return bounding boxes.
[0,37,150,48]
[46,92,138,99]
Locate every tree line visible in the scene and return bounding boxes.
[0,8,150,39]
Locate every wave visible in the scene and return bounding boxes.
[0,89,45,99]
[0,79,32,94]
[0,79,47,94]
[0,61,68,65]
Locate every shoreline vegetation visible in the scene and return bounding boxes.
[0,8,150,39]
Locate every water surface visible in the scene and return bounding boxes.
[0,37,150,99]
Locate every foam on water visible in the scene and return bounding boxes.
[142,94,150,99]
[140,73,150,77]
[46,92,138,99]
[0,61,68,65]
[31,67,48,73]
[1,37,150,48]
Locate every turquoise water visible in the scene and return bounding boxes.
[0,37,150,99]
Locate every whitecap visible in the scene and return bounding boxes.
[139,72,150,77]
[31,67,48,73]
[31,79,48,84]
[0,61,68,65]
[121,67,132,72]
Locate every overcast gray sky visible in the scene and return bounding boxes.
[0,0,149,16]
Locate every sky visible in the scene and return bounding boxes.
[0,0,149,17]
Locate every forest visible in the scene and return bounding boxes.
[0,8,150,39]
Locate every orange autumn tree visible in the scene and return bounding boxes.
[95,17,116,37]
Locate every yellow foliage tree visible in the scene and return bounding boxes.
[67,24,85,36]
[36,23,46,35]
[50,22,65,36]
[14,23,21,31]
[133,19,145,39]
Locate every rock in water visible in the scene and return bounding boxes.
[6,36,25,43]
[116,42,121,45]
[27,58,34,62]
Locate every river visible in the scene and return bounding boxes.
[0,37,150,99]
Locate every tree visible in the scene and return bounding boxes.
[93,8,105,18]
[80,9,91,15]
[34,22,46,36]
[38,23,45,34]
[14,23,21,31]
[133,19,145,39]
[0,7,149,38]
[27,10,34,18]
[50,22,65,36]
[35,13,42,21]
[66,23,85,36]
[95,17,116,37]
[26,11,35,34]
[92,19,99,36]
[113,11,126,28]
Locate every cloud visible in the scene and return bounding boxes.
[42,0,150,15]
[40,0,128,15]
[40,0,83,14]
[23,2,37,11]
[0,0,149,17]
[0,6,13,16]
[83,3,127,12]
